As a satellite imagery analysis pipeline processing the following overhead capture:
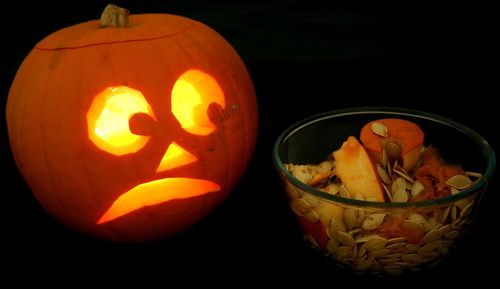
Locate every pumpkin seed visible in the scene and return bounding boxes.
[392,262,413,267]
[318,161,334,172]
[440,240,453,247]
[369,248,391,257]
[465,171,482,178]
[355,234,381,243]
[371,122,388,137]
[418,250,439,259]
[401,253,424,264]
[308,171,331,186]
[438,224,453,235]
[285,182,300,200]
[392,188,408,203]
[387,237,407,244]
[423,228,443,243]
[302,209,320,223]
[339,185,350,198]
[411,181,425,197]
[304,234,320,251]
[385,142,402,161]
[393,168,414,183]
[425,215,438,231]
[419,240,442,252]
[450,205,457,221]
[385,253,405,259]
[336,246,352,260]
[459,219,469,226]
[439,206,451,223]
[379,258,401,264]
[371,260,383,271]
[408,213,427,225]
[302,194,318,207]
[446,175,472,190]
[326,239,340,254]
[344,209,357,231]
[382,184,392,202]
[401,220,425,232]
[353,260,373,271]
[290,198,311,215]
[436,246,449,256]
[455,198,471,210]
[405,182,413,191]
[386,243,406,251]
[355,209,365,228]
[384,268,403,276]
[321,183,340,195]
[377,164,391,184]
[363,237,387,252]
[405,244,420,253]
[362,213,386,230]
[382,149,388,169]
[337,231,356,247]
[292,165,311,184]
[358,247,367,258]
[353,192,365,201]
[391,177,407,194]
[443,230,460,240]
[460,202,474,219]
[328,216,345,239]
[394,164,406,173]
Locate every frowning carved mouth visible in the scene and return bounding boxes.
[97,178,221,224]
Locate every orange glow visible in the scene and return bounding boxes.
[156,142,197,173]
[87,86,155,155]
[97,178,221,224]
[171,69,225,135]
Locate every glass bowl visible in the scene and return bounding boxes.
[272,107,495,276]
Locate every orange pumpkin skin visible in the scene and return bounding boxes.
[6,13,258,242]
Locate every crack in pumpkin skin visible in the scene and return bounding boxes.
[97,178,220,224]
[35,14,196,51]
[34,26,193,51]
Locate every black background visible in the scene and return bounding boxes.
[1,0,496,286]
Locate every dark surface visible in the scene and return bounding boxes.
[1,0,496,285]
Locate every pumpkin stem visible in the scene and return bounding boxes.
[100,4,130,27]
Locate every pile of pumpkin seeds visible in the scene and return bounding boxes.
[283,122,483,275]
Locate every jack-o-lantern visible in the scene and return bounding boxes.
[6,5,258,242]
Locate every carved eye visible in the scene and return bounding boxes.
[171,69,225,135]
[87,86,155,156]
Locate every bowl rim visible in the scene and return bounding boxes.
[272,107,496,208]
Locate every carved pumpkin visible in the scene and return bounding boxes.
[6,5,258,242]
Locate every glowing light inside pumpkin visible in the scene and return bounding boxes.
[87,86,155,155]
[97,178,221,224]
[156,142,197,172]
[171,69,225,135]
[93,71,226,225]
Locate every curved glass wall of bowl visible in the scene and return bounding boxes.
[273,107,496,276]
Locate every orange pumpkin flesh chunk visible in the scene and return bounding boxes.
[414,147,465,201]
[360,119,424,171]
[333,136,385,202]
[98,178,221,224]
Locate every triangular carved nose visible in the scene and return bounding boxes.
[156,142,197,173]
